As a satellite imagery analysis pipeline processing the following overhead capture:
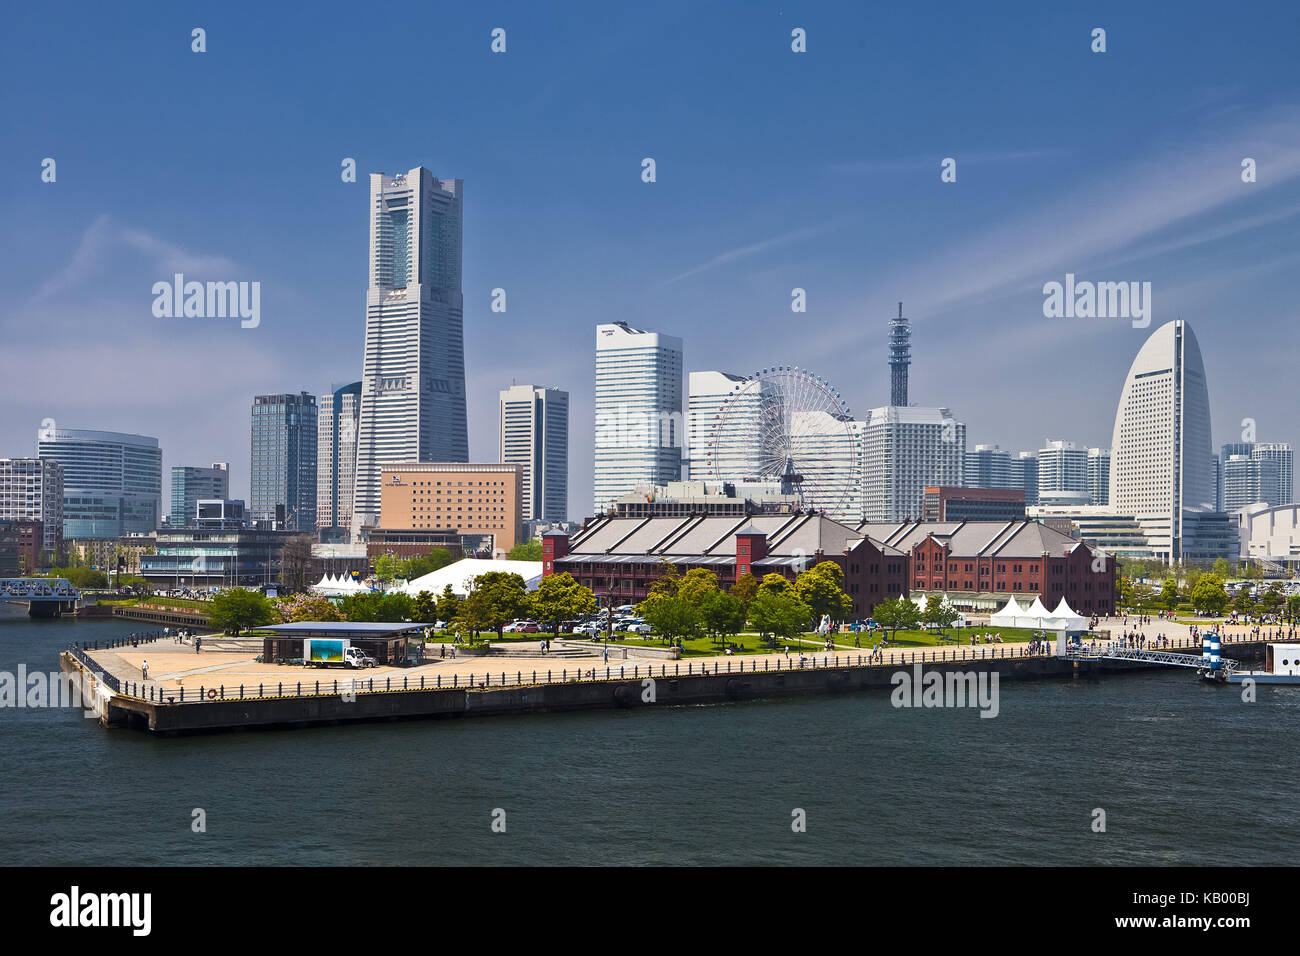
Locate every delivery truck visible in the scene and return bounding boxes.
[303,638,376,669]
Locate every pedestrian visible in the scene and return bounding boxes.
[195,635,201,653]
[141,659,149,680]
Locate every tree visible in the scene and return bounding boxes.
[747,590,811,647]
[209,588,275,634]
[436,584,461,625]
[461,571,531,640]
[701,590,747,646]
[277,594,343,623]
[730,572,760,604]
[404,548,455,581]
[873,597,921,643]
[1288,594,1300,624]
[677,568,720,606]
[923,595,959,640]
[55,566,109,589]
[279,534,315,591]
[1261,582,1285,613]
[373,554,401,584]
[1212,557,1231,580]
[340,591,414,622]
[640,595,702,645]
[1189,574,1228,615]
[757,572,795,598]
[1160,576,1179,610]
[645,560,681,602]
[532,572,596,636]
[795,561,854,624]
[1232,584,1254,614]
[411,590,439,623]
[507,539,544,561]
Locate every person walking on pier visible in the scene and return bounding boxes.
[141,659,149,681]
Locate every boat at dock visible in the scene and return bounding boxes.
[1225,643,1300,686]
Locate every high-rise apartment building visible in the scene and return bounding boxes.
[1220,441,1294,510]
[1010,451,1039,507]
[963,444,1014,489]
[37,427,161,539]
[1087,448,1110,507]
[499,384,569,522]
[170,463,229,526]
[1108,320,1215,559]
[858,406,965,522]
[1222,453,1281,513]
[687,370,766,483]
[318,382,362,536]
[1037,440,1090,501]
[250,392,317,532]
[0,457,64,554]
[352,167,466,535]
[593,322,683,515]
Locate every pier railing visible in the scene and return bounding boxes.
[101,630,1272,706]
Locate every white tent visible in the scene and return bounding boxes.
[310,573,369,597]
[988,596,1027,628]
[395,558,544,598]
[1043,598,1087,631]
[1023,596,1053,620]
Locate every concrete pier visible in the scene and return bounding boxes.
[59,635,1268,736]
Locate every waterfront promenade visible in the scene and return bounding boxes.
[76,616,1282,704]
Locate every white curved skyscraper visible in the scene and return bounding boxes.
[1108,320,1215,558]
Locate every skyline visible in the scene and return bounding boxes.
[3,1,1299,519]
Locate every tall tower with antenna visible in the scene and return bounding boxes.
[889,301,911,407]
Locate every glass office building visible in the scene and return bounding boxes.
[37,427,161,539]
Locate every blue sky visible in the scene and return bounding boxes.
[2,0,1298,516]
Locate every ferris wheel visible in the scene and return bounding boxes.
[702,366,859,519]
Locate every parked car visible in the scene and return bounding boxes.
[627,623,653,635]
[575,623,602,636]
[519,622,540,633]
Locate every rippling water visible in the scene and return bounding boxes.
[2,608,1296,866]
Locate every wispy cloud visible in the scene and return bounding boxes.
[25,216,242,306]
[663,225,825,284]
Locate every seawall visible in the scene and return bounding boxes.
[60,641,1267,736]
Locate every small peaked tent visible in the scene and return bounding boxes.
[1023,596,1053,621]
[1044,598,1088,632]
[988,596,1026,628]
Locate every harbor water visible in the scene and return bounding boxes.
[2,609,1298,866]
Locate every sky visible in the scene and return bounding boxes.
[2,0,1298,519]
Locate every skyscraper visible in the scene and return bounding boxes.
[1220,441,1294,509]
[593,322,683,515]
[1108,320,1215,559]
[499,384,569,522]
[37,427,161,539]
[317,382,362,536]
[251,392,317,532]
[352,167,466,535]
[889,302,911,407]
[1010,451,1040,507]
[963,444,1014,489]
[687,370,761,481]
[0,457,63,554]
[170,463,229,526]
[1087,448,1111,507]
[858,406,965,522]
[1037,440,1090,501]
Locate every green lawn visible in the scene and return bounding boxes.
[536,625,1046,658]
[98,596,215,610]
